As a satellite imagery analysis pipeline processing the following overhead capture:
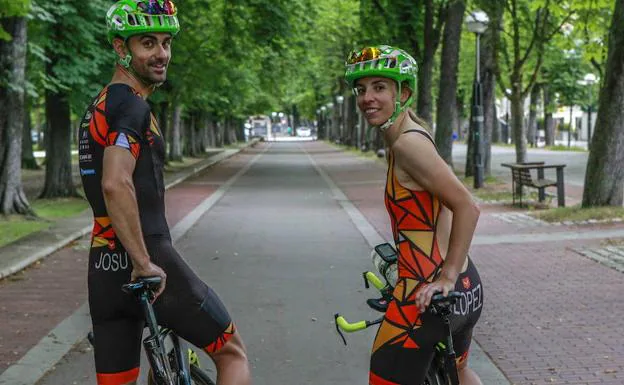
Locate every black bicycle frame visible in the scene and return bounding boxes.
[139,291,192,385]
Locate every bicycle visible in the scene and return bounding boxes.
[88,276,215,385]
[333,244,462,385]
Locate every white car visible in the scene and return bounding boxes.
[297,127,312,137]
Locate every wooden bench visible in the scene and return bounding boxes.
[501,162,566,207]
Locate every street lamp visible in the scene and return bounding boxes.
[326,102,334,140]
[320,106,327,139]
[577,73,597,146]
[336,95,345,142]
[465,9,489,189]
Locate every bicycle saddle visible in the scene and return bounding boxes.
[429,291,461,316]
[121,276,162,294]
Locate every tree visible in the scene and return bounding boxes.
[434,0,465,165]
[581,0,624,207]
[0,1,32,215]
[496,0,573,163]
[35,0,113,198]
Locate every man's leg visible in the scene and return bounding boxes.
[92,319,143,385]
[207,332,251,385]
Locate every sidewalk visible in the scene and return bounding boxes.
[304,141,624,385]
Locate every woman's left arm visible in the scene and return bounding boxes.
[392,134,480,312]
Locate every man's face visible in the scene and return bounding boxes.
[126,33,172,84]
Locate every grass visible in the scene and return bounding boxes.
[0,218,49,248]
[164,156,206,173]
[0,197,89,248]
[530,205,624,223]
[543,144,586,152]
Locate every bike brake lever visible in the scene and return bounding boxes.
[333,314,348,346]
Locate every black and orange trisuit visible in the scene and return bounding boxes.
[79,84,235,385]
[369,130,483,385]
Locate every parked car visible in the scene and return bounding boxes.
[297,127,312,137]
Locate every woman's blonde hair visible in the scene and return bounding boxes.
[401,80,432,135]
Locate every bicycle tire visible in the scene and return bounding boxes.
[190,364,216,385]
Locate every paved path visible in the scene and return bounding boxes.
[2,140,623,385]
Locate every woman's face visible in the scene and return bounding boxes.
[354,77,397,127]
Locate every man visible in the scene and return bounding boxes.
[78,1,251,384]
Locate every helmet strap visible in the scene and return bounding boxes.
[118,53,132,68]
[117,41,159,96]
[378,81,409,132]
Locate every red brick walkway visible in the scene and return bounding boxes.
[304,141,624,385]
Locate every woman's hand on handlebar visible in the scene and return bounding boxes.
[131,261,167,299]
[415,277,455,313]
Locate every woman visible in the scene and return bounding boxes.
[345,45,484,385]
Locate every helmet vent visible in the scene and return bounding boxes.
[127,14,138,26]
[112,15,123,27]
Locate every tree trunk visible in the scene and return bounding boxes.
[0,17,32,215]
[582,0,624,207]
[228,118,238,144]
[511,89,527,163]
[185,114,197,157]
[223,117,232,146]
[40,86,78,198]
[528,84,541,147]
[346,94,357,148]
[417,52,435,128]
[216,120,224,147]
[170,104,183,161]
[415,0,443,127]
[482,1,503,148]
[434,0,465,167]
[543,84,555,146]
[22,97,39,170]
[158,101,169,159]
[207,115,217,148]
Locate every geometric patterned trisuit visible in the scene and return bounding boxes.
[369,129,484,385]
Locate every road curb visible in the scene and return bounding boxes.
[0,140,259,282]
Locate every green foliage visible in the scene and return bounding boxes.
[0,0,31,40]
[28,0,115,110]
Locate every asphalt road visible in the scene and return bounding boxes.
[36,142,374,384]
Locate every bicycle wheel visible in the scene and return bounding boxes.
[190,364,216,385]
[148,364,215,385]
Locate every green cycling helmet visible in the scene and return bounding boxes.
[106,0,180,44]
[345,45,418,129]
